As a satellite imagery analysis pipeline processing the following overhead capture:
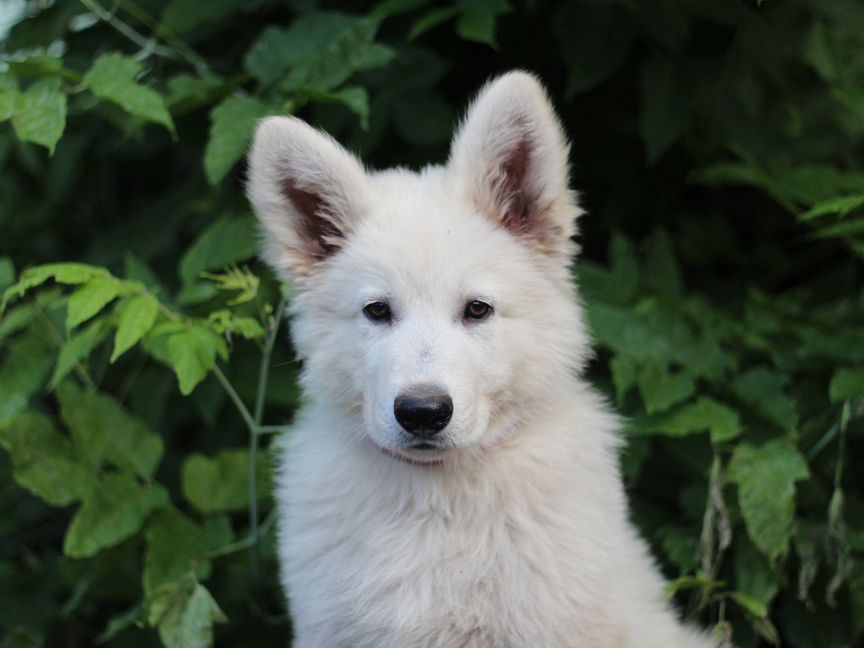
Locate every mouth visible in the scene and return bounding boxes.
[408,442,440,451]
[370,437,451,466]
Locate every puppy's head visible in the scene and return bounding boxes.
[248,72,589,464]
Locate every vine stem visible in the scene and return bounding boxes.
[247,296,288,575]
[211,295,288,578]
[207,511,277,559]
[79,0,177,61]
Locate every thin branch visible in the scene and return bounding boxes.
[248,295,288,577]
[31,297,96,390]
[207,510,277,560]
[113,0,214,78]
[79,0,178,61]
[212,365,257,434]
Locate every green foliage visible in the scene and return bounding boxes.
[1,0,863,647]
[83,53,175,132]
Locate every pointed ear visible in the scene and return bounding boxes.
[448,71,580,259]
[246,116,369,282]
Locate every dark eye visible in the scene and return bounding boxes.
[363,301,391,322]
[464,300,493,321]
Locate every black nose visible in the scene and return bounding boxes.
[394,387,453,437]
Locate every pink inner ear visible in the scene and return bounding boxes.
[280,178,342,260]
[497,139,534,236]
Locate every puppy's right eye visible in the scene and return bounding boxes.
[363,301,391,322]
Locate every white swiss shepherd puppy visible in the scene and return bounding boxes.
[247,72,718,648]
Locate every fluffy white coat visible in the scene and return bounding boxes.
[247,71,718,648]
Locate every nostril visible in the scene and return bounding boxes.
[394,387,453,437]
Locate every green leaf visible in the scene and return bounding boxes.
[148,580,226,648]
[0,303,37,344]
[635,396,741,442]
[0,331,53,425]
[166,325,228,395]
[689,162,762,190]
[50,317,113,389]
[2,263,108,312]
[58,382,164,480]
[799,194,864,221]
[207,310,265,340]
[204,95,273,185]
[455,0,511,46]
[607,234,638,303]
[636,363,695,414]
[551,2,635,97]
[244,14,394,90]
[657,525,699,573]
[95,603,145,645]
[729,438,810,561]
[182,448,271,514]
[0,81,17,122]
[729,591,768,619]
[144,508,210,598]
[302,86,371,128]
[734,367,798,434]
[610,355,637,404]
[0,413,96,506]
[84,53,174,132]
[734,536,779,608]
[0,257,14,291]
[408,7,460,40]
[179,215,258,284]
[63,473,168,558]
[10,77,67,154]
[812,217,864,241]
[111,294,160,362]
[162,0,252,34]
[639,59,689,164]
[66,277,120,329]
[829,368,864,402]
[644,229,683,298]
[7,55,77,82]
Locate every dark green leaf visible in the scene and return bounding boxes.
[0,257,14,291]
[204,95,273,185]
[0,413,96,506]
[829,368,864,402]
[244,14,394,90]
[729,439,810,561]
[799,194,864,221]
[182,448,271,514]
[455,0,510,46]
[58,382,164,480]
[143,508,210,598]
[0,331,53,425]
[148,580,226,648]
[637,363,696,414]
[179,215,258,284]
[50,317,112,388]
[64,473,168,558]
[734,367,798,434]
[551,2,635,97]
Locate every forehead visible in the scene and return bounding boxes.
[330,168,527,298]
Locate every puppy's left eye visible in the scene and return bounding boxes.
[464,300,493,321]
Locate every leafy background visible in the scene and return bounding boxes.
[1,0,863,646]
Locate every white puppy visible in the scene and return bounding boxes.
[247,71,718,648]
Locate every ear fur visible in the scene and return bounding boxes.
[246,116,369,282]
[448,71,580,259]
